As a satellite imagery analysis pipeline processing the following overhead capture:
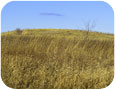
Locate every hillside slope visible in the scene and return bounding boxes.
[1,29,114,89]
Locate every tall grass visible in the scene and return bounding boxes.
[1,29,114,89]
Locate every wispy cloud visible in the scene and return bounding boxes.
[39,13,64,16]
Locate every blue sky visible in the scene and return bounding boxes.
[1,1,114,33]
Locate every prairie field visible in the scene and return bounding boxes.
[1,29,114,89]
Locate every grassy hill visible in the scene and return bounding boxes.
[1,29,114,89]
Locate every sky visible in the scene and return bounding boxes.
[1,1,114,33]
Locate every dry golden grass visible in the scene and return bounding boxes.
[1,29,114,89]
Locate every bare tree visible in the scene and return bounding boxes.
[83,20,96,40]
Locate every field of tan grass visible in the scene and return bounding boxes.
[1,29,114,89]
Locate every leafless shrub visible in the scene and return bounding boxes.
[83,20,96,40]
[15,28,22,35]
